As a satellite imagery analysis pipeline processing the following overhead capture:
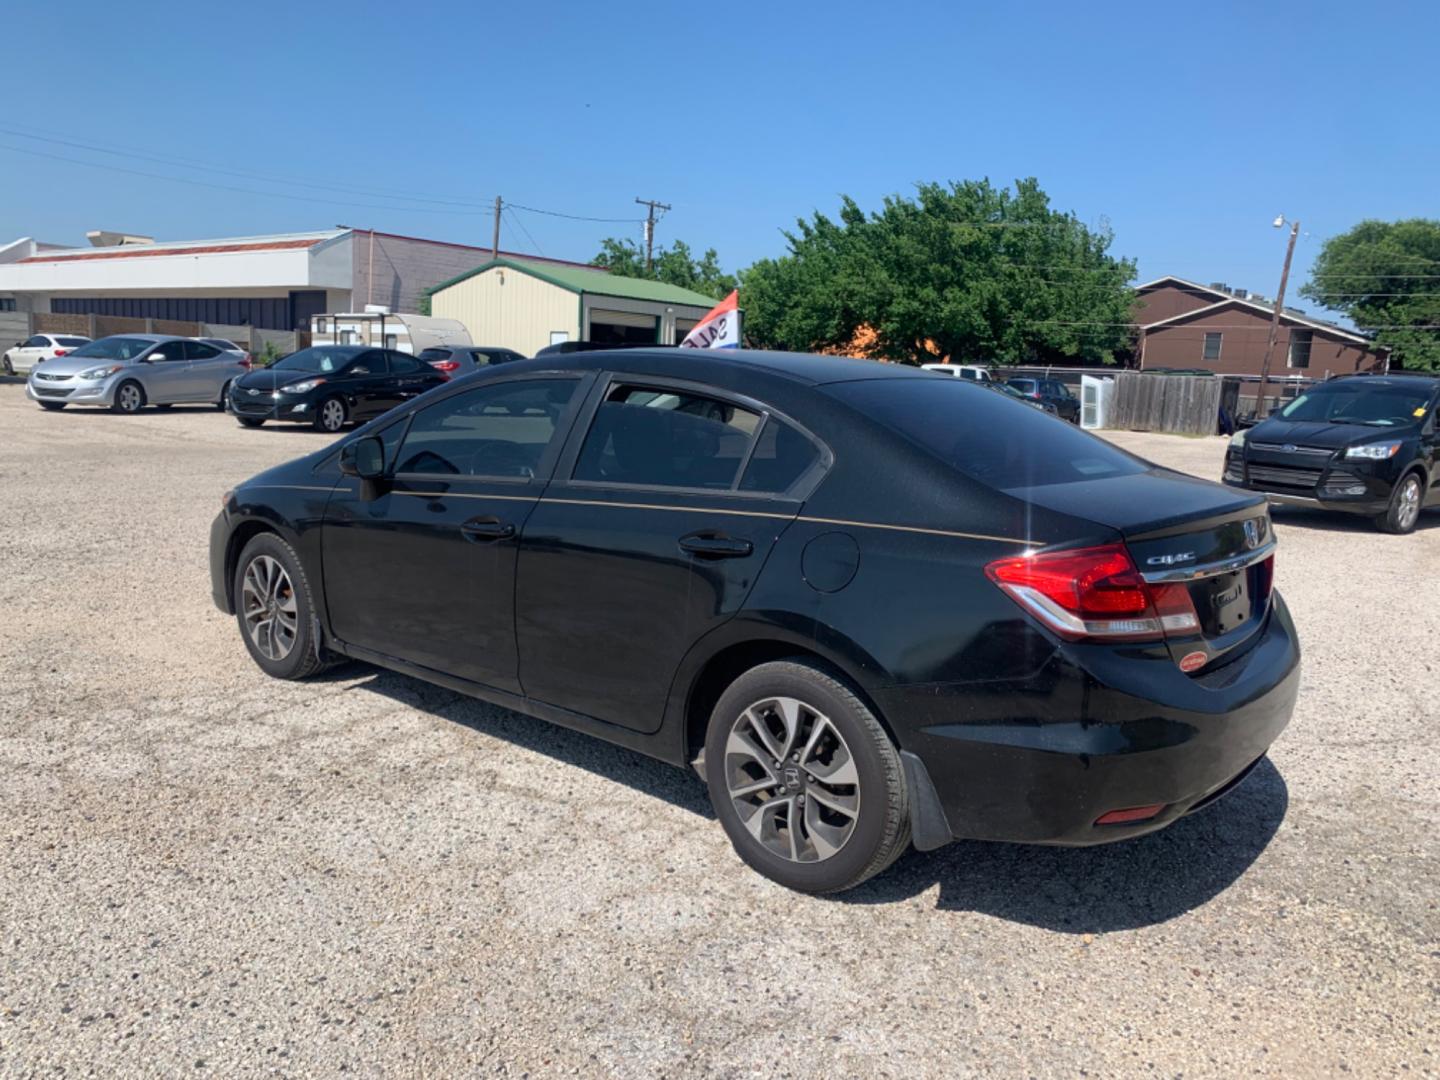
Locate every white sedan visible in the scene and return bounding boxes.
[3,333,93,375]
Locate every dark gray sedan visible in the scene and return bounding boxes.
[418,345,526,379]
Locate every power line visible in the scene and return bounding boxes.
[0,124,494,209]
[506,202,646,224]
[505,205,545,258]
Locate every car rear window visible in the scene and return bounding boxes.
[418,348,453,361]
[1008,379,1037,393]
[827,378,1146,490]
[56,337,91,347]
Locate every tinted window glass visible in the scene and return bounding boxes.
[24,336,49,348]
[149,341,186,362]
[827,379,1146,491]
[273,346,363,373]
[739,418,822,493]
[417,348,453,362]
[1008,379,1037,394]
[184,341,222,360]
[348,350,386,375]
[66,337,154,361]
[395,379,578,478]
[574,385,761,490]
[1279,383,1433,427]
[388,351,423,374]
[56,337,91,347]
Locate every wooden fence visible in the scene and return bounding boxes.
[1109,371,1223,436]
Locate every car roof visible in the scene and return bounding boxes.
[491,347,935,388]
[1329,373,1440,388]
[94,333,186,343]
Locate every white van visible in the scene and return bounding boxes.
[921,363,994,383]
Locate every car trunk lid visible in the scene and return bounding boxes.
[1011,468,1276,669]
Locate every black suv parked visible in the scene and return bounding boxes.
[1223,374,1440,533]
[1005,377,1080,422]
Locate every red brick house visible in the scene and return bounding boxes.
[1132,276,1387,377]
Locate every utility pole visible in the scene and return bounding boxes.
[1256,216,1300,418]
[492,196,502,259]
[635,196,671,272]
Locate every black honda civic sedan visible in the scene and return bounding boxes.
[210,349,1299,893]
[229,345,446,432]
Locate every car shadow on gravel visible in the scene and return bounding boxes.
[346,665,1288,933]
[840,756,1289,932]
[345,667,716,817]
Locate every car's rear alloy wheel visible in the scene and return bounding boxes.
[704,660,910,893]
[217,380,232,411]
[113,380,145,414]
[233,533,333,679]
[1378,472,1423,534]
[314,397,347,433]
[2,356,12,376]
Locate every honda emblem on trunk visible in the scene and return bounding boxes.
[1244,518,1260,549]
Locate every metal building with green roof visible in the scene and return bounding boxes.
[428,257,717,356]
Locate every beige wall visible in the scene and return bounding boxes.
[431,266,579,355]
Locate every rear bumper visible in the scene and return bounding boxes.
[884,592,1301,846]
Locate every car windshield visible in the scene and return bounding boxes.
[828,378,1146,490]
[272,346,356,373]
[66,337,156,360]
[1278,383,1434,426]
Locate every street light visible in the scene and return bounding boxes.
[1255,215,1301,418]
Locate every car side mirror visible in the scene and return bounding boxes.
[340,436,385,479]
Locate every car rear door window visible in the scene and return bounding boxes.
[827,378,1145,490]
[738,417,822,493]
[573,384,761,490]
[349,350,387,375]
[183,341,222,360]
[395,379,580,479]
[387,351,423,374]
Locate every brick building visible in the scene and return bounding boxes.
[1133,276,1387,377]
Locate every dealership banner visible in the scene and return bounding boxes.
[679,290,741,349]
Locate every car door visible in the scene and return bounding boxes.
[139,340,190,401]
[180,340,229,401]
[386,350,444,409]
[333,349,389,421]
[18,335,50,371]
[321,373,591,692]
[514,375,826,734]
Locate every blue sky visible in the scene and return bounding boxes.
[3,0,1435,315]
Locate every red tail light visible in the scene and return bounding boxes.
[53,349,68,357]
[985,543,1201,641]
[1254,553,1274,602]
[240,354,253,369]
[429,359,461,381]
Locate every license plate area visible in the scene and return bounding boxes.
[1188,568,1252,637]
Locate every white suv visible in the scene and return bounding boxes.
[4,334,93,375]
[921,363,993,383]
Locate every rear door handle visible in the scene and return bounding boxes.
[460,516,516,542]
[679,531,754,559]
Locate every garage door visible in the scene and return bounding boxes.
[589,309,658,346]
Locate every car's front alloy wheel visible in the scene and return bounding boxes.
[112,380,145,414]
[233,533,334,679]
[704,659,911,893]
[1378,472,1424,534]
[314,396,347,433]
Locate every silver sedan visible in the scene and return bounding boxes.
[26,334,250,414]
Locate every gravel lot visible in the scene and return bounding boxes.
[1,386,1436,1078]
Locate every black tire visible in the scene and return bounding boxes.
[704,659,911,894]
[38,401,65,411]
[217,380,232,411]
[111,379,146,414]
[1376,470,1424,535]
[236,417,265,428]
[313,395,348,433]
[2,355,13,376]
[232,532,334,680]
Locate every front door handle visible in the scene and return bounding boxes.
[679,531,754,559]
[460,516,516,542]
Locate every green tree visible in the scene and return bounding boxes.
[1300,219,1440,371]
[740,179,1137,365]
[592,237,737,300]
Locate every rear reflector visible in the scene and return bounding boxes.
[985,543,1201,642]
[1095,803,1165,826]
